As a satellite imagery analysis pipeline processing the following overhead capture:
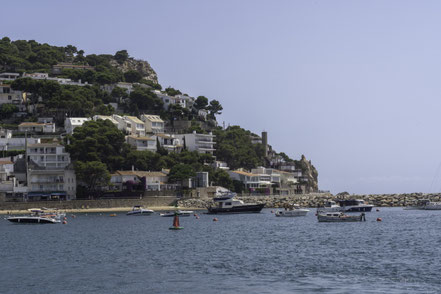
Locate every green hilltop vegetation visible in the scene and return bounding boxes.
[0,37,317,194]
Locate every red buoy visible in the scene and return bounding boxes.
[62,220,67,224]
[376,218,382,222]
[213,218,218,222]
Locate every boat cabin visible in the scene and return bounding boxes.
[336,199,366,206]
[214,198,245,208]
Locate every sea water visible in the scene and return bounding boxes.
[1,208,440,293]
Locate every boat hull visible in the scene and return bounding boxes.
[343,206,373,212]
[206,204,265,214]
[160,211,193,217]
[126,211,154,216]
[317,214,365,222]
[7,217,59,224]
[275,209,309,217]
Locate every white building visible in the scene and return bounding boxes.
[0,83,23,105]
[174,131,216,155]
[27,143,71,168]
[154,133,182,153]
[18,122,56,133]
[212,161,229,170]
[112,115,145,136]
[0,72,20,81]
[110,170,169,191]
[0,129,12,139]
[126,135,156,152]
[92,115,119,127]
[26,143,76,200]
[251,167,281,186]
[0,137,40,151]
[64,117,91,134]
[153,90,195,110]
[141,114,164,134]
[228,170,271,189]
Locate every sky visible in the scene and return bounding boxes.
[2,0,441,194]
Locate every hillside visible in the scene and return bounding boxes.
[0,36,319,193]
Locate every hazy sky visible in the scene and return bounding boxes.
[2,0,441,194]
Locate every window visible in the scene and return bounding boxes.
[8,96,11,100]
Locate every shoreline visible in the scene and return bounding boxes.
[0,206,204,215]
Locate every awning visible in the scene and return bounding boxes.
[51,192,67,196]
[27,192,51,197]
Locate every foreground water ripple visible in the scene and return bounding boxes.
[1,208,441,293]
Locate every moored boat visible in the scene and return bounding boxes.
[317,200,342,213]
[206,193,264,214]
[275,205,309,217]
[404,199,441,210]
[336,199,374,212]
[160,210,193,217]
[317,212,366,222]
[7,209,61,224]
[126,205,154,216]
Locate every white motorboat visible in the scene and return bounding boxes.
[160,210,193,217]
[317,200,342,213]
[126,206,154,216]
[206,193,264,214]
[275,205,309,217]
[317,212,366,222]
[404,199,441,210]
[317,199,373,213]
[7,209,61,224]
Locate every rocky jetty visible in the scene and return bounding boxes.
[177,193,441,208]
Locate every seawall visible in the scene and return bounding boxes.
[177,193,441,208]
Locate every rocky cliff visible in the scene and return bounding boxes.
[109,58,158,83]
[297,155,319,192]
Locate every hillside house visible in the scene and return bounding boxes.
[141,114,164,134]
[64,117,90,134]
[174,131,215,155]
[26,143,76,200]
[110,170,169,191]
[0,84,24,106]
[0,72,20,81]
[126,135,156,152]
[18,122,56,133]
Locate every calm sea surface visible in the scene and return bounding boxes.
[1,207,441,293]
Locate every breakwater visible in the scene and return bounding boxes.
[178,193,441,208]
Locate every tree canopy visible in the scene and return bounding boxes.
[66,120,129,172]
[214,126,266,170]
[75,161,110,191]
